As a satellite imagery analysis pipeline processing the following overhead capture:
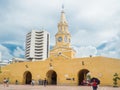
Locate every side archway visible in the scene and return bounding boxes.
[23,71,32,84]
[78,69,90,85]
[46,70,57,85]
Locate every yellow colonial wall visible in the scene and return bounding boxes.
[0,56,120,86]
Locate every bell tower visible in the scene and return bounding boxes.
[55,7,71,48]
[50,7,76,59]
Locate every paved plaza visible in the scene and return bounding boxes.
[0,85,120,90]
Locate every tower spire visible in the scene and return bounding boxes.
[62,4,64,11]
[60,5,67,24]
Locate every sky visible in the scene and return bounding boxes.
[0,0,120,61]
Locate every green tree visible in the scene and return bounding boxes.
[113,73,120,87]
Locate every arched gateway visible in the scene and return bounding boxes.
[23,71,32,84]
[46,70,57,85]
[78,69,89,85]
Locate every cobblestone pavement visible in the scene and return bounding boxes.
[0,85,120,90]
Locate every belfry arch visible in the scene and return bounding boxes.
[46,70,57,85]
[23,71,32,84]
[78,69,90,85]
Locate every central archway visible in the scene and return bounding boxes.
[78,69,89,85]
[23,71,32,84]
[46,70,57,85]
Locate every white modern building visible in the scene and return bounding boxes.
[25,30,50,61]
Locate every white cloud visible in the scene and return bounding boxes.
[0,44,13,60]
[73,33,120,59]
[75,0,120,23]
[72,29,102,46]
[13,47,24,57]
[97,34,120,58]
[73,45,97,58]
[100,51,120,59]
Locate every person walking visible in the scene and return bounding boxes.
[91,79,98,90]
[31,79,35,86]
[3,78,7,87]
[43,78,47,87]
[6,78,9,87]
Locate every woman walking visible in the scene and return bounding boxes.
[91,79,98,90]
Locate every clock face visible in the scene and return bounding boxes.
[58,37,62,42]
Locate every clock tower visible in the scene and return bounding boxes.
[50,8,76,59]
[55,9,71,48]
